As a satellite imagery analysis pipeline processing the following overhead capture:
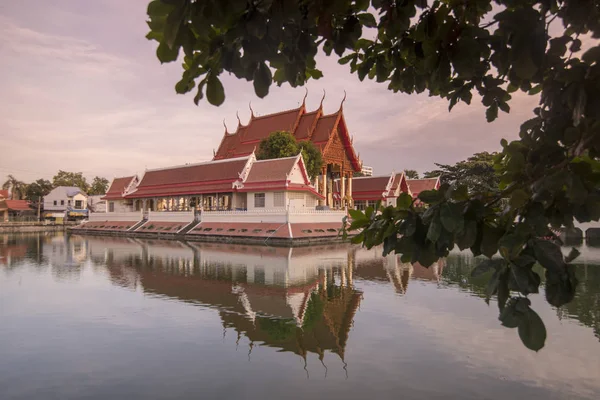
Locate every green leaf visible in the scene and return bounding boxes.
[206,74,225,106]
[486,103,498,122]
[157,41,179,63]
[509,189,529,209]
[426,213,442,242]
[147,0,174,17]
[456,219,477,250]
[499,298,522,328]
[440,203,463,233]
[163,1,186,49]
[532,238,565,274]
[396,192,413,210]
[518,307,546,352]
[510,264,540,295]
[565,247,580,264]
[418,190,442,204]
[480,225,503,258]
[357,13,377,28]
[349,209,366,221]
[486,269,500,300]
[254,62,272,98]
[471,258,503,277]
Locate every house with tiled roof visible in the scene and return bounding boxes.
[335,172,409,210]
[101,175,138,213]
[213,93,362,207]
[407,177,441,199]
[0,199,34,222]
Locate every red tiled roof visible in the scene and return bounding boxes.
[213,98,361,171]
[407,178,440,197]
[311,113,339,143]
[0,190,9,199]
[126,157,249,198]
[352,176,390,194]
[102,176,135,200]
[4,200,32,211]
[245,157,297,183]
[295,111,320,140]
[390,173,409,193]
[243,108,302,142]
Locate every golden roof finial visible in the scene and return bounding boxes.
[319,89,326,109]
[249,101,254,117]
[340,90,347,110]
[236,111,242,127]
[302,87,308,106]
[223,118,228,133]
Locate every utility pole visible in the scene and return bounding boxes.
[37,196,41,221]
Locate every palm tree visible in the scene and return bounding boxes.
[2,175,27,200]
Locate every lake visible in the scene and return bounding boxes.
[1,232,599,399]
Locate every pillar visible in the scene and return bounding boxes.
[340,173,346,209]
[320,166,327,206]
[348,175,353,208]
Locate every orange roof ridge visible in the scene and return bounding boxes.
[145,155,251,172]
[250,104,304,120]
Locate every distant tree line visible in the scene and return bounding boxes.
[2,171,110,202]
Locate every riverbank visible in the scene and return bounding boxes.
[0,222,77,233]
[68,227,349,247]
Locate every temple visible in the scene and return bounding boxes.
[213,93,362,208]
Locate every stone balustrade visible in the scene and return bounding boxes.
[88,212,143,222]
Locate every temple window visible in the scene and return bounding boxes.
[354,200,366,210]
[109,202,115,212]
[254,193,265,208]
[273,192,284,208]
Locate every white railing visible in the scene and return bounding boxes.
[201,208,346,224]
[147,211,194,223]
[88,211,143,222]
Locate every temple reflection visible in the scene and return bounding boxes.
[2,233,599,348]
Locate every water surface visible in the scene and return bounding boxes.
[1,232,599,399]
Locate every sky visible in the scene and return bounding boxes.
[0,0,542,184]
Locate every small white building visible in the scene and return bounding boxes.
[43,186,88,220]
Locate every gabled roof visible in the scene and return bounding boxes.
[351,175,392,201]
[213,96,362,171]
[244,156,298,183]
[125,156,251,199]
[0,190,9,199]
[102,176,136,200]
[0,199,32,211]
[48,186,87,198]
[407,178,441,198]
[239,154,324,199]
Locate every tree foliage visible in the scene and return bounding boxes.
[2,175,27,200]
[256,131,323,179]
[147,0,600,350]
[25,179,53,201]
[424,152,499,192]
[52,171,89,192]
[88,177,110,195]
[404,169,420,179]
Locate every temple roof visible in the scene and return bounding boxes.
[0,190,9,199]
[407,178,441,198]
[214,97,361,171]
[244,156,298,183]
[125,156,250,199]
[102,176,136,200]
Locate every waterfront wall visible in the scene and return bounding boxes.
[0,222,74,233]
